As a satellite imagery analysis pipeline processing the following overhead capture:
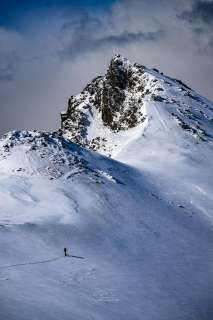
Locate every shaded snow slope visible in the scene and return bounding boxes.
[0,129,213,320]
[1,55,213,320]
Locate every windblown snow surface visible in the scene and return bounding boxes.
[1,57,213,320]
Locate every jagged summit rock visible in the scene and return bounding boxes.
[61,55,213,156]
[106,54,131,89]
[60,55,147,152]
[101,54,146,130]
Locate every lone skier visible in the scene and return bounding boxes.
[64,247,67,257]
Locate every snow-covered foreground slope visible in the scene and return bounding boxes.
[0,130,213,320]
[1,55,213,319]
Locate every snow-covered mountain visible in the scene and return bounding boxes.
[61,54,213,157]
[0,55,213,320]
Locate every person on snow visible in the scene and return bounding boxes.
[64,247,67,257]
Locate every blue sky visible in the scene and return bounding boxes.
[0,0,213,135]
[0,0,115,27]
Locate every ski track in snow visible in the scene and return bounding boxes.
[0,256,62,269]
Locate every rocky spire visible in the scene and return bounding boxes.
[105,54,130,89]
[60,54,147,148]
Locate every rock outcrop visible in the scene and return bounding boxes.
[60,55,147,150]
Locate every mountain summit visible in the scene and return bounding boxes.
[60,54,213,157]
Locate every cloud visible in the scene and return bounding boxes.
[58,8,163,60]
[59,0,194,61]
[96,30,163,45]
[0,62,14,81]
[180,0,213,26]
[60,17,163,59]
[178,1,213,53]
[0,28,24,82]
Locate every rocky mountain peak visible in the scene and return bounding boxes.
[60,55,213,156]
[61,55,147,151]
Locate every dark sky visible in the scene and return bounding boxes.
[0,0,115,26]
[0,0,213,135]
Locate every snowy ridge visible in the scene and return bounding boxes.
[0,130,121,180]
[0,130,84,178]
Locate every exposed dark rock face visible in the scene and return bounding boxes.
[106,56,129,89]
[101,55,145,130]
[60,54,148,148]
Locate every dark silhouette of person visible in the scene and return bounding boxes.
[64,248,67,257]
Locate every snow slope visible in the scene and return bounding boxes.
[1,56,213,320]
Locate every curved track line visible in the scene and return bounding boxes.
[0,256,62,269]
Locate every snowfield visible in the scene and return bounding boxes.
[0,56,213,319]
